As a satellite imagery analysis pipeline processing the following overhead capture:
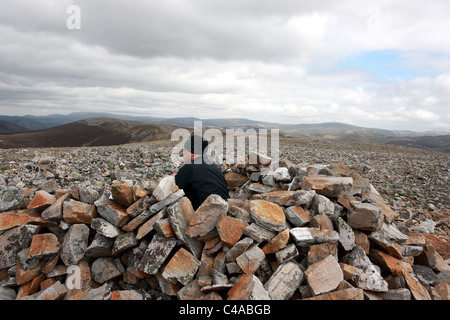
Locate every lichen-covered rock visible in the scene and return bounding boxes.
[342,246,389,292]
[138,234,177,274]
[1,143,447,302]
[91,257,124,284]
[91,217,121,238]
[167,197,203,259]
[0,224,40,269]
[60,224,90,266]
[0,187,26,212]
[95,197,129,227]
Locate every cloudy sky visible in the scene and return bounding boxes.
[0,0,449,132]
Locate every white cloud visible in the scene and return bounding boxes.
[423,96,438,107]
[409,109,440,122]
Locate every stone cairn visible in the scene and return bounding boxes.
[0,152,448,300]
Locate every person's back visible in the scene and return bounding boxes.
[174,135,229,210]
[175,156,229,210]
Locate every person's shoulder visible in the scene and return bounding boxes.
[178,163,194,173]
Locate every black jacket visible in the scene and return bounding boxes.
[175,156,229,210]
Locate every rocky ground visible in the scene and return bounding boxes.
[3,137,446,240]
[0,136,449,300]
[279,137,450,242]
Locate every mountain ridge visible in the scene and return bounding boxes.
[1,112,448,136]
[0,113,448,152]
[0,118,184,149]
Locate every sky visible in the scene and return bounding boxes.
[0,0,449,132]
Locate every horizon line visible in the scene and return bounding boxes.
[1,111,449,135]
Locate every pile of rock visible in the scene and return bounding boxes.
[0,153,449,300]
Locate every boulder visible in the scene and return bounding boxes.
[0,224,40,269]
[186,194,228,241]
[264,261,304,300]
[60,224,90,266]
[301,175,353,197]
[249,199,286,232]
[347,201,384,231]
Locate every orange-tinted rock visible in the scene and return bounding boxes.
[63,199,97,224]
[39,278,57,291]
[110,180,135,207]
[186,194,228,241]
[135,211,164,240]
[27,190,56,210]
[161,247,201,285]
[27,233,61,261]
[337,193,356,210]
[110,290,144,300]
[224,171,248,190]
[154,218,175,238]
[307,242,338,266]
[16,274,45,300]
[431,283,450,300]
[15,259,46,286]
[249,200,286,232]
[95,198,129,227]
[369,249,412,276]
[253,191,298,206]
[411,232,450,260]
[283,206,311,227]
[236,245,265,274]
[309,213,334,231]
[216,215,248,248]
[262,229,290,254]
[354,230,370,254]
[132,183,151,202]
[402,269,431,300]
[0,209,45,232]
[339,262,357,281]
[227,273,270,300]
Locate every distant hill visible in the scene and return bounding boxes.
[309,130,450,153]
[0,118,185,149]
[1,112,449,152]
[0,113,261,131]
[384,135,450,154]
[0,120,29,134]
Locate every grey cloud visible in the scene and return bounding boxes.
[0,0,449,132]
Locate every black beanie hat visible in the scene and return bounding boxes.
[184,135,208,155]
